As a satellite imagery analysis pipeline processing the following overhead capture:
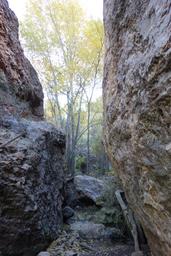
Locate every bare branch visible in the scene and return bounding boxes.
[0,132,26,149]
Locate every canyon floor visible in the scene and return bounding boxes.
[47,224,150,256]
[46,185,151,256]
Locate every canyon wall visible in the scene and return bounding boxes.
[0,1,65,255]
[0,0,43,118]
[103,0,171,255]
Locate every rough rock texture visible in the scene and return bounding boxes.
[70,221,122,240]
[0,1,65,255]
[0,117,65,256]
[75,175,106,205]
[37,253,50,256]
[74,175,122,207]
[0,0,43,119]
[103,1,171,256]
[63,206,75,221]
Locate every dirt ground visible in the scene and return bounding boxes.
[80,241,150,256]
[81,244,134,256]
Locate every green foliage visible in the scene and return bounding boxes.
[75,156,86,170]
[95,207,124,227]
[21,0,104,101]
[20,0,107,175]
[93,169,114,177]
[20,0,104,131]
[95,179,125,227]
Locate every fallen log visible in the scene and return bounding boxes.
[0,132,25,149]
[115,190,143,256]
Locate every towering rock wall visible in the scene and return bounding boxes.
[0,1,65,255]
[0,0,43,118]
[103,1,171,255]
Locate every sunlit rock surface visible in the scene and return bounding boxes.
[103,1,171,255]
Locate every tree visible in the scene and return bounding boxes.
[21,0,104,175]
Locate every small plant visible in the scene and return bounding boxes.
[76,156,86,171]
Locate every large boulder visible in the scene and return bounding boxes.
[74,175,106,205]
[0,1,65,255]
[0,117,65,256]
[103,0,171,255]
[74,175,121,206]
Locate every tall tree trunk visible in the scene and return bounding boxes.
[66,91,71,175]
[70,79,76,177]
[86,102,91,173]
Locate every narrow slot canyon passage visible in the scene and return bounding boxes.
[0,1,171,256]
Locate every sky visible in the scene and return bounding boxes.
[8,0,103,20]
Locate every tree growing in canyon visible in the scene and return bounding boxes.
[21,0,104,175]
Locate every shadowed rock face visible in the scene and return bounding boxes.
[103,1,171,255]
[0,0,43,119]
[0,118,65,256]
[0,1,65,255]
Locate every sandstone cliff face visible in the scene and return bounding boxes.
[0,1,65,255]
[103,1,171,255]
